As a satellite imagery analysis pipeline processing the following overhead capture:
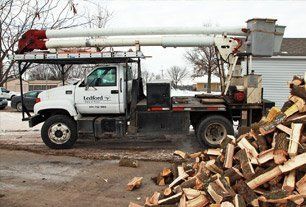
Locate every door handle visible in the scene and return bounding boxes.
[120,78,122,92]
[111,90,119,94]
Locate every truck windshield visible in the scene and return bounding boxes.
[87,67,117,87]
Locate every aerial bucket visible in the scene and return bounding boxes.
[274,25,286,53]
[246,18,278,57]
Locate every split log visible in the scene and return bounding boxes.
[233,194,246,207]
[220,201,234,207]
[214,176,236,197]
[289,95,306,112]
[158,192,182,205]
[290,75,304,86]
[207,182,230,204]
[119,158,139,168]
[206,148,222,156]
[147,192,160,206]
[127,177,143,191]
[248,153,306,189]
[276,124,292,135]
[163,187,173,197]
[256,134,268,152]
[224,167,244,185]
[161,168,172,177]
[258,194,304,205]
[186,194,209,207]
[182,188,203,200]
[266,107,282,122]
[284,112,306,124]
[179,171,209,189]
[282,170,296,193]
[235,149,255,180]
[178,166,186,177]
[205,159,223,174]
[224,143,235,169]
[296,174,306,195]
[259,113,287,135]
[279,152,306,173]
[288,123,303,157]
[189,151,202,159]
[257,148,274,165]
[178,194,186,207]
[233,180,258,205]
[174,150,189,159]
[291,84,306,100]
[169,171,188,188]
[274,132,289,164]
[172,163,179,179]
[237,138,259,159]
[247,166,282,189]
[220,135,236,150]
[284,103,300,117]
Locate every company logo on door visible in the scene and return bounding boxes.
[83,95,111,103]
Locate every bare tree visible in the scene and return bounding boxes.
[142,70,155,86]
[185,46,219,93]
[0,0,112,86]
[166,66,189,88]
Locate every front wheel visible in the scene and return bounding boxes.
[196,115,234,147]
[41,115,78,149]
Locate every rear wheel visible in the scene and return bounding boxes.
[196,115,234,147]
[16,102,22,112]
[41,115,78,149]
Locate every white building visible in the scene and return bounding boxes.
[247,38,306,107]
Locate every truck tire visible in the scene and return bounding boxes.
[41,115,78,149]
[196,115,234,147]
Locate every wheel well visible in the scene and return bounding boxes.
[39,109,71,120]
[190,111,233,128]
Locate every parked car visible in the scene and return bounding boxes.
[0,87,19,100]
[11,90,42,112]
[0,97,8,110]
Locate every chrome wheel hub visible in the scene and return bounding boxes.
[48,123,71,144]
[204,123,226,145]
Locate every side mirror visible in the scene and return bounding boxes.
[6,90,10,93]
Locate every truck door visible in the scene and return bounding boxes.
[75,66,121,114]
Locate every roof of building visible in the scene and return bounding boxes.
[278,38,306,56]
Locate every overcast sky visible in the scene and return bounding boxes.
[79,0,306,77]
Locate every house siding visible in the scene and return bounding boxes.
[250,57,306,107]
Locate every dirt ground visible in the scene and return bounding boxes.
[0,107,203,207]
[0,149,169,207]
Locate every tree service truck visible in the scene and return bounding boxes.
[10,18,285,149]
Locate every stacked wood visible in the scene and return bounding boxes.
[130,75,306,206]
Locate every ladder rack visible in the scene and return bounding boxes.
[9,51,146,64]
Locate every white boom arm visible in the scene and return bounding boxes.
[46,35,215,48]
[45,26,245,38]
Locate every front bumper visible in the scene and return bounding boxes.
[29,114,46,127]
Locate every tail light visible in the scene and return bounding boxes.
[234,91,245,102]
[35,98,41,103]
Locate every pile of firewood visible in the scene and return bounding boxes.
[129,75,306,207]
